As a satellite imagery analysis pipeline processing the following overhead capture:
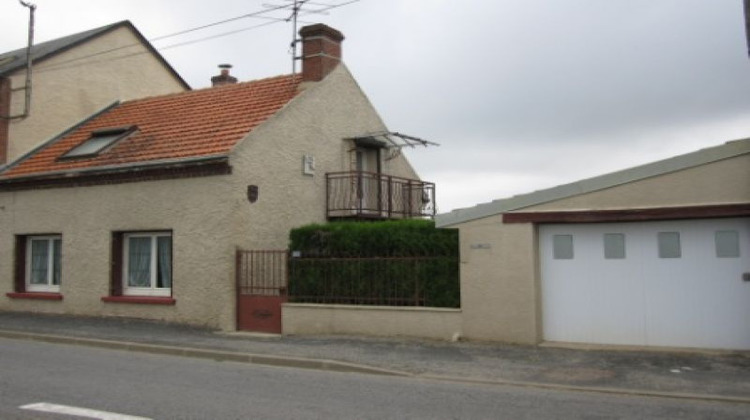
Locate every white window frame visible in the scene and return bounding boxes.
[26,235,62,293]
[61,126,136,159]
[122,232,172,297]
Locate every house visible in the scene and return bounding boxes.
[436,139,750,350]
[0,20,190,164]
[0,24,432,331]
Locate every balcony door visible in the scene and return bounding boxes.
[355,148,381,215]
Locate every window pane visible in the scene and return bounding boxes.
[157,236,172,288]
[64,132,124,157]
[128,237,152,287]
[604,233,626,259]
[658,232,681,258]
[553,235,574,259]
[53,239,62,285]
[30,239,49,285]
[715,230,740,258]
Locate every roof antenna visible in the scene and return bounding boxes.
[288,0,307,76]
[2,1,36,121]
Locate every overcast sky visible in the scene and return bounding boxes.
[2,0,749,213]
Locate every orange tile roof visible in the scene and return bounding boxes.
[2,74,301,178]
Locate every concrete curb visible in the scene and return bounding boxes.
[0,329,408,378]
[417,374,750,405]
[2,329,749,405]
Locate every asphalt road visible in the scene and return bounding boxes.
[0,337,747,420]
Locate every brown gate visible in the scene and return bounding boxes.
[236,250,288,334]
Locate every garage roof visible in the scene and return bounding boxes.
[435,137,750,227]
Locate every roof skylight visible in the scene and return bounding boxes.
[60,126,136,159]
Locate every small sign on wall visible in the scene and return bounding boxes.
[303,155,315,176]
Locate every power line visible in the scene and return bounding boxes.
[149,3,291,42]
[31,1,342,75]
[32,6,293,72]
[29,1,361,76]
[31,21,277,75]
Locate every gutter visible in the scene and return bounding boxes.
[0,155,231,191]
[3,154,229,181]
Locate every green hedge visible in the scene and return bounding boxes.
[288,220,460,308]
[289,219,458,257]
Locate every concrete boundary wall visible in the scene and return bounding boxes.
[282,303,462,341]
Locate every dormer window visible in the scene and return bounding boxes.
[60,126,136,159]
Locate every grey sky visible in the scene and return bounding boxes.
[2,0,749,212]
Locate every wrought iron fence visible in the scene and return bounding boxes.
[326,171,436,220]
[236,250,288,296]
[288,255,459,307]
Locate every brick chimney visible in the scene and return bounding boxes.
[211,64,238,87]
[299,24,344,82]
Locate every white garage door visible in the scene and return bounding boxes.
[540,218,750,350]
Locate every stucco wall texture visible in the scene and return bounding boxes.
[0,175,237,328]
[0,63,424,331]
[283,303,462,340]
[6,25,187,162]
[455,154,750,344]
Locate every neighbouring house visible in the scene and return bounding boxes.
[436,138,750,350]
[0,24,434,331]
[0,20,190,164]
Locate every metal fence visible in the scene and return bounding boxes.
[326,171,436,220]
[236,250,288,296]
[288,255,459,307]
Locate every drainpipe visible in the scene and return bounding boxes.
[2,1,36,120]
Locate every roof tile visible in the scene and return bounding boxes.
[2,74,301,178]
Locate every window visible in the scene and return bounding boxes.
[657,232,681,258]
[122,232,172,297]
[553,234,574,259]
[60,126,136,159]
[603,233,626,259]
[25,236,62,292]
[715,230,740,258]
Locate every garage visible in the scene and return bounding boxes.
[436,138,750,347]
[540,218,750,350]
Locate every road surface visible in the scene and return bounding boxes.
[0,337,746,419]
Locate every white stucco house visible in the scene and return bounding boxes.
[436,138,750,350]
[0,24,433,332]
[0,20,190,165]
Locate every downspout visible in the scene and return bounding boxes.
[1,1,36,121]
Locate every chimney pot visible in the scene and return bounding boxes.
[299,24,344,82]
[211,64,238,87]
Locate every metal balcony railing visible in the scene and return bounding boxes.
[326,171,436,220]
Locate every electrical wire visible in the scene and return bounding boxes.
[148,3,290,42]
[31,5,293,72]
[32,21,282,75]
[30,0,359,75]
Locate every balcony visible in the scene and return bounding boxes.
[326,171,436,220]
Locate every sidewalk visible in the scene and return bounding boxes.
[1,311,749,403]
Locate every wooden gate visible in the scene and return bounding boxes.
[236,250,288,334]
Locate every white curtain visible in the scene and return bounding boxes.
[157,236,172,288]
[128,237,151,287]
[53,239,62,286]
[30,240,49,285]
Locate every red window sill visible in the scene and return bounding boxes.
[6,292,63,301]
[101,296,176,305]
